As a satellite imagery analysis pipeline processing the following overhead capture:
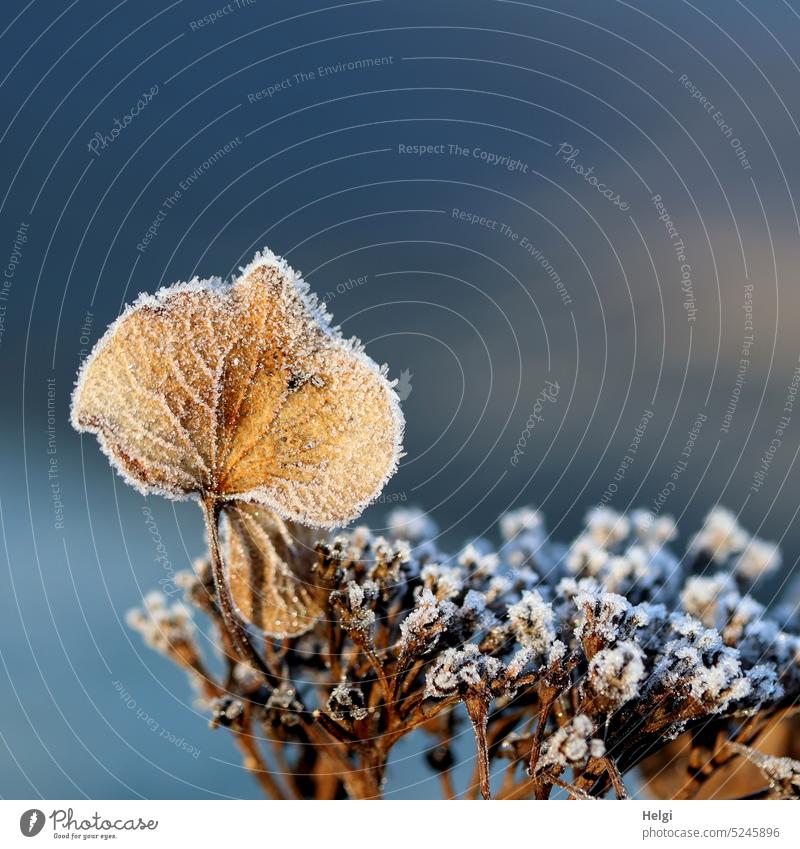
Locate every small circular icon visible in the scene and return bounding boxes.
[19,809,45,837]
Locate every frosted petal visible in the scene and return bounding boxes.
[71,249,404,525]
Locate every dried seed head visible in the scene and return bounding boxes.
[327,682,368,722]
[71,249,404,527]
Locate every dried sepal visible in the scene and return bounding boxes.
[222,501,325,637]
[71,249,404,527]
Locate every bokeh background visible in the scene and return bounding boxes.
[2,0,800,798]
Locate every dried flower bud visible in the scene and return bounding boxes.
[688,507,749,562]
[507,590,555,655]
[331,580,377,634]
[584,640,646,710]
[399,588,456,656]
[387,506,438,542]
[630,510,677,547]
[538,715,605,772]
[734,537,781,581]
[421,563,464,600]
[210,696,245,729]
[584,506,630,548]
[500,506,544,543]
[327,682,368,722]
[425,645,503,699]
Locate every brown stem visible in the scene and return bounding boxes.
[465,693,492,800]
[604,756,629,799]
[529,699,553,777]
[234,725,287,800]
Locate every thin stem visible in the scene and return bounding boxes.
[604,756,629,799]
[235,725,287,800]
[465,694,492,800]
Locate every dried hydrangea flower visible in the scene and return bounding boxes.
[73,249,404,658]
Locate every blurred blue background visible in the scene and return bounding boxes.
[2,0,800,798]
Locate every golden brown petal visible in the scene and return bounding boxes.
[71,250,404,527]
